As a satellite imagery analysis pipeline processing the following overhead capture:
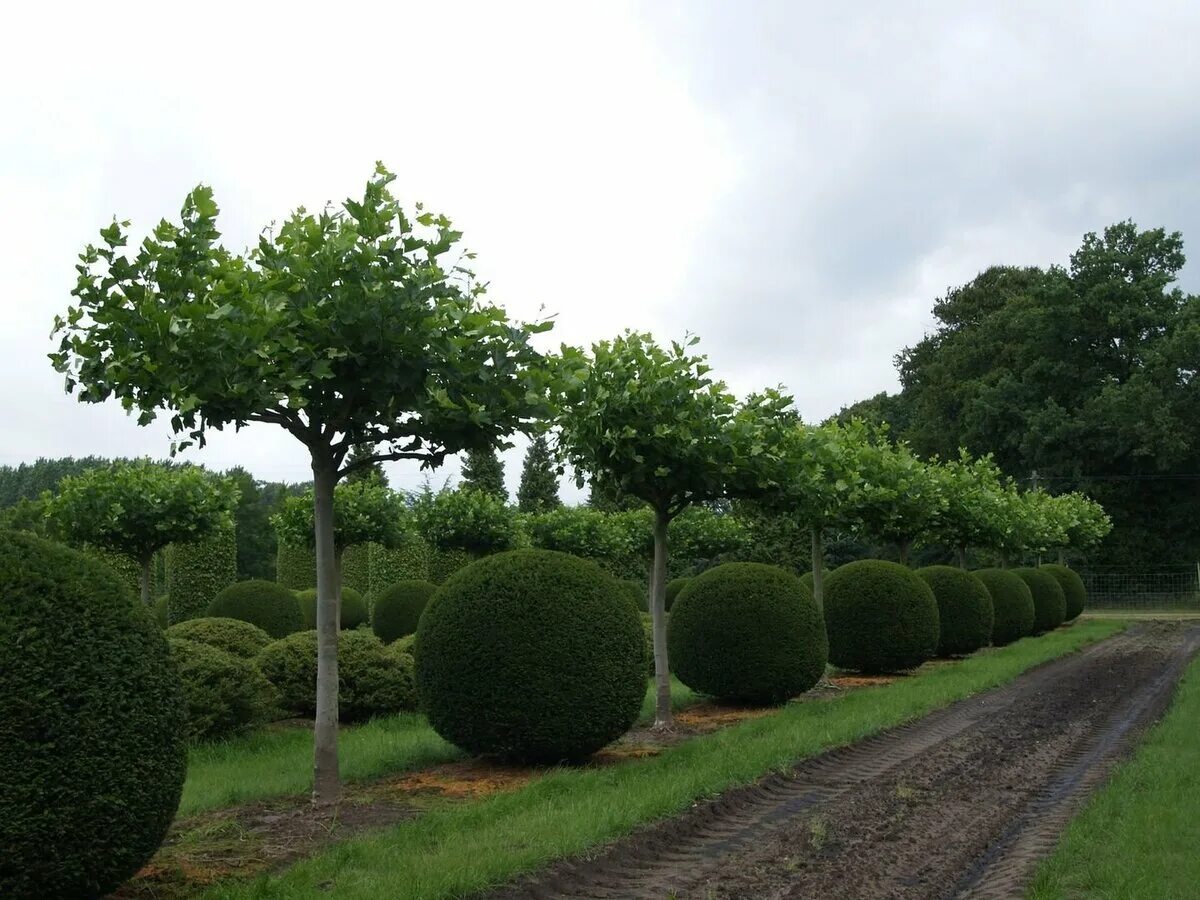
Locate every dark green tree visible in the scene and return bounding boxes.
[516,435,561,512]
[460,447,506,501]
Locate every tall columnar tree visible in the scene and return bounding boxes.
[51,166,550,804]
[932,450,1010,568]
[47,460,237,604]
[517,435,562,512]
[460,447,507,501]
[851,438,948,565]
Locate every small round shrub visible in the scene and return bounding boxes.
[166,617,273,659]
[617,578,648,612]
[0,530,186,899]
[371,580,438,643]
[208,579,304,638]
[974,569,1036,645]
[154,593,170,627]
[1013,567,1067,634]
[415,550,646,762]
[915,566,995,656]
[664,576,691,611]
[669,563,827,704]
[167,637,276,741]
[824,559,940,674]
[257,629,416,720]
[1040,564,1086,621]
[394,633,417,655]
[296,586,368,630]
[800,571,814,591]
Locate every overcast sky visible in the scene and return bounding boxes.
[3,1,1199,502]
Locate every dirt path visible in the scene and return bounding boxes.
[487,623,1200,900]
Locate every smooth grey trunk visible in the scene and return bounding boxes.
[139,554,153,606]
[1000,551,1009,569]
[311,461,341,806]
[1057,548,1066,565]
[898,539,911,567]
[810,526,825,611]
[956,545,967,570]
[650,507,672,730]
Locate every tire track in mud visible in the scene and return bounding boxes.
[485,624,1200,900]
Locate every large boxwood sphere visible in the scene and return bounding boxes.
[415,550,646,762]
[208,579,303,638]
[1013,567,1067,633]
[297,586,368,630]
[974,568,1036,645]
[1040,564,1086,621]
[823,559,940,674]
[166,616,273,659]
[618,577,648,612]
[915,565,995,656]
[371,579,438,643]
[167,637,276,741]
[669,563,827,704]
[664,576,691,611]
[0,530,187,899]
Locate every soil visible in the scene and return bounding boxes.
[486,623,1200,900]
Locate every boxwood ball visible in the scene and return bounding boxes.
[915,565,994,656]
[1039,564,1086,621]
[973,568,1036,645]
[207,578,304,638]
[1013,567,1067,633]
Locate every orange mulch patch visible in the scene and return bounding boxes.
[830,674,900,689]
[675,703,776,730]
[374,758,538,800]
[592,743,663,764]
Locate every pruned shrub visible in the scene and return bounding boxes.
[824,559,940,673]
[275,540,316,590]
[340,543,372,595]
[639,611,655,676]
[415,550,645,762]
[915,565,995,656]
[165,526,237,625]
[1040,564,1086,621]
[256,629,416,720]
[296,586,368,630]
[974,568,1035,645]
[664,576,691,611]
[207,579,303,638]
[617,577,648,612]
[372,580,438,643]
[1013,567,1067,634]
[368,536,431,590]
[414,488,520,556]
[669,563,827,704]
[166,617,273,660]
[525,505,635,576]
[154,593,170,627]
[0,530,186,899]
[800,571,814,591]
[167,637,275,741]
[430,547,476,583]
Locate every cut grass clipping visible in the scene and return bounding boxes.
[207,620,1123,899]
[1028,648,1200,900]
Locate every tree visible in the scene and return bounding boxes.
[516,435,562,512]
[47,459,237,604]
[224,466,277,580]
[460,447,507,500]
[930,450,1011,568]
[344,443,388,486]
[850,438,948,565]
[555,332,777,728]
[51,166,550,804]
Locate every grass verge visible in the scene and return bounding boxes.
[1028,649,1200,899]
[207,620,1124,899]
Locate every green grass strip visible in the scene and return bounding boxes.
[208,620,1123,899]
[1028,648,1200,899]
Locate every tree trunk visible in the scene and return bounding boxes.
[1057,548,1066,566]
[810,526,825,611]
[311,460,341,806]
[1000,551,1009,569]
[957,545,967,570]
[898,539,911,567]
[650,507,672,730]
[139,554,153,606]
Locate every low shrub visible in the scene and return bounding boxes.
[165,617,273,660]
[669,563,827,704]
[824,559,940,673]
[1013,567,1067,634]
[275,541,316,590]
[154,593,170,627]
[1040,564,1086,621]
[664,577,691,611]
[915,565,995,656]
[296,586,369,630]
[368,537,432,590]
[415,550,645,762]
[372,580,438,643]
[617,578,648,612]
[973,568,1036,645]
[167,637,275,741]
[165,526,237,624]
[207,579,304,638]
[430,547,476,584]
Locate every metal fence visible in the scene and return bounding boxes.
[1079,568,1200,611]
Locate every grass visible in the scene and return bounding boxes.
[1028,649,1200,899]
[206,620,1124,899]
[181,678,700,817]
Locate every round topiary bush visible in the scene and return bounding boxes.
[296,586,369,630]
[915,565,995,656]
[664,576,691,611]
[415,550,646,762]
[154,593,170,627]
[371,580,438,643]
[669,563,827,704]
[166,616,274,659]
[800,571,814,591]
[974,568,1036,645]
[208,579,304,638]
[167,637,276,741]
[257,629,416,720]
[617,577,648,612]
[1013,567,1067,634]
[824,559,940,674]
[1040,564,1086,621]
[0,530,187,899]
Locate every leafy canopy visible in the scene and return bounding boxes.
[930,450,1011,553]
[272,478,408,553]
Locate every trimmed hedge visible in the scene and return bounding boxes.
[669,563,827,704]
[974,568,1036,645]
[1013,567,1067,634]
[915,565,995,656]
[276,540,316,590]
[664,576,691,611]
[0,530,186,899]
[368,537,432,591]
[372,580,438,644]
[167,637,275,741]
[340,544,372,595]
[824,559,940,674]
[166,617,273,660]
[1040,564,1086,621]
[208,579,304,638]
[296,586,369,630]
[165,526,237,625]
[415,550,646,762]
[85,545,142,599]
[257,629,416,720]
[430,547,476,584]
[154,593,170,627]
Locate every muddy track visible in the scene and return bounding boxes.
[486,623,1200,900]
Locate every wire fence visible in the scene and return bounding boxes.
[1079,568,1200,611]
